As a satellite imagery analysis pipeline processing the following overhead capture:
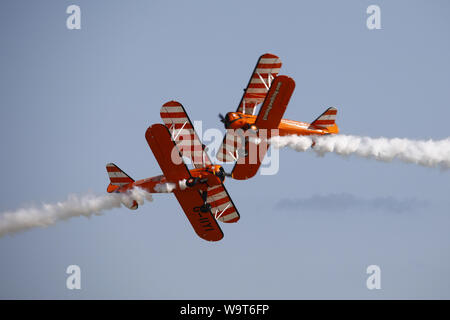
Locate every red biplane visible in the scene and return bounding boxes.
[217,53,339,180]
[106,101,239,242]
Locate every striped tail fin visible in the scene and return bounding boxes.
[106,163,137,210]
[309,107,338,133]
[106,163,134,189]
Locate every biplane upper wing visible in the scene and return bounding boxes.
[160,101,212,169]
[231,75,296,180]
[145,123,191,181]
[173,189,224,241]
[236,53,282,115]
[145,123,223,241]
[253,75,295,130]
[217,54,282,163]
[206,184,240,223]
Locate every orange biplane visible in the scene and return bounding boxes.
[106,101,239,242]
[217,53,339,180]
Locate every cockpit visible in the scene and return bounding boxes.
[220,112,255,130]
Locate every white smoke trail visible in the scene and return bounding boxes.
[0,188,153,238]
[154,182,176,193]
[271,134,450,169]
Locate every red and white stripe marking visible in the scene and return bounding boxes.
[237,53,282,115]
[207,185,239,223]
[160,101,212,168]
[106,163,137,210]
[216,131,243,163]
[310,107,337,128]
[106,163,134,187]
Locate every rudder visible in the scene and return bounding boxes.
[309,107,338,133]
[105,163,138,210]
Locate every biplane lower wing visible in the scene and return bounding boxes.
[173,189,224,241]
[145,123,223,241]
[230,138,270,180]
[207,184,240,223]
[232,75,296,180]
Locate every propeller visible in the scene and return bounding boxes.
[219,113,230,128]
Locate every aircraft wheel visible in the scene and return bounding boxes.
[200,203,212,213]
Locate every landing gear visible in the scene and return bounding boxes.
[194,190,211,213]
[194,203,212,213]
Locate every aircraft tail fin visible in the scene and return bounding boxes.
[309,107,339,133]
[106,163,137,210]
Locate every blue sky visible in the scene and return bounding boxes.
[1,0,450,299]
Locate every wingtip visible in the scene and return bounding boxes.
[162,100,182,107]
